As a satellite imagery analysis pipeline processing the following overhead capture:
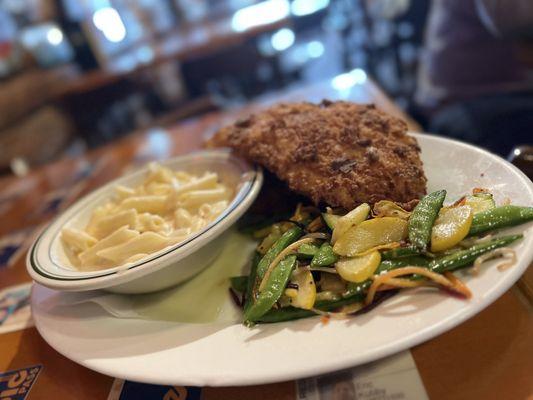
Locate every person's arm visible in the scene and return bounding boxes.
[475,0,533,38]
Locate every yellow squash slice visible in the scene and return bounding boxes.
[335,251,381,283]
[331,203,370,244]
[431,205,473,252]
[333,217,408,256]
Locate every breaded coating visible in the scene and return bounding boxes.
[207,101,427,209]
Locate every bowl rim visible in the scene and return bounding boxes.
[26,150,263,290]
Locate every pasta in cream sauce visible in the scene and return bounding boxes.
[61,163,232,270]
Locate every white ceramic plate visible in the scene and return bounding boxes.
[31,134,533,386]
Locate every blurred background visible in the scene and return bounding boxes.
[0,0,531,176]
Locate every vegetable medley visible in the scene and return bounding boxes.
[230,190,533,326]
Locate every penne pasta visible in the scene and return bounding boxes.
[78,226,139,267]
[174,171,194,183]
[61,228,97,252]
[85,205,109,235]
[190,216,207,232]
[124,253,150,264]
[115,185,136,201]
[173,173,218,195]
[119,195,168,214]
[61,163,232,270]
[136,213,173,235]
[149,183,173,196]
[146,162,175,184]
[179,187,230,208]
[89,209,138,239]
[174,208,193,228]
[210,201,229,216]
[97,232,170,264]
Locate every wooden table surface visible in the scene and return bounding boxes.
[0,75,531,400]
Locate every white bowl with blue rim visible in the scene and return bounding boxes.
[27,150,263,294]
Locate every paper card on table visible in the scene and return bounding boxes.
[296,351,428,400]
[1,224,47,269]
[107,379,201,400]
[0,283,34,334]
[0,228,33,269]
[0,365,42,400]
[0,243,21,269]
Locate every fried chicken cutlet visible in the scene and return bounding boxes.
[208,101,427,209]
